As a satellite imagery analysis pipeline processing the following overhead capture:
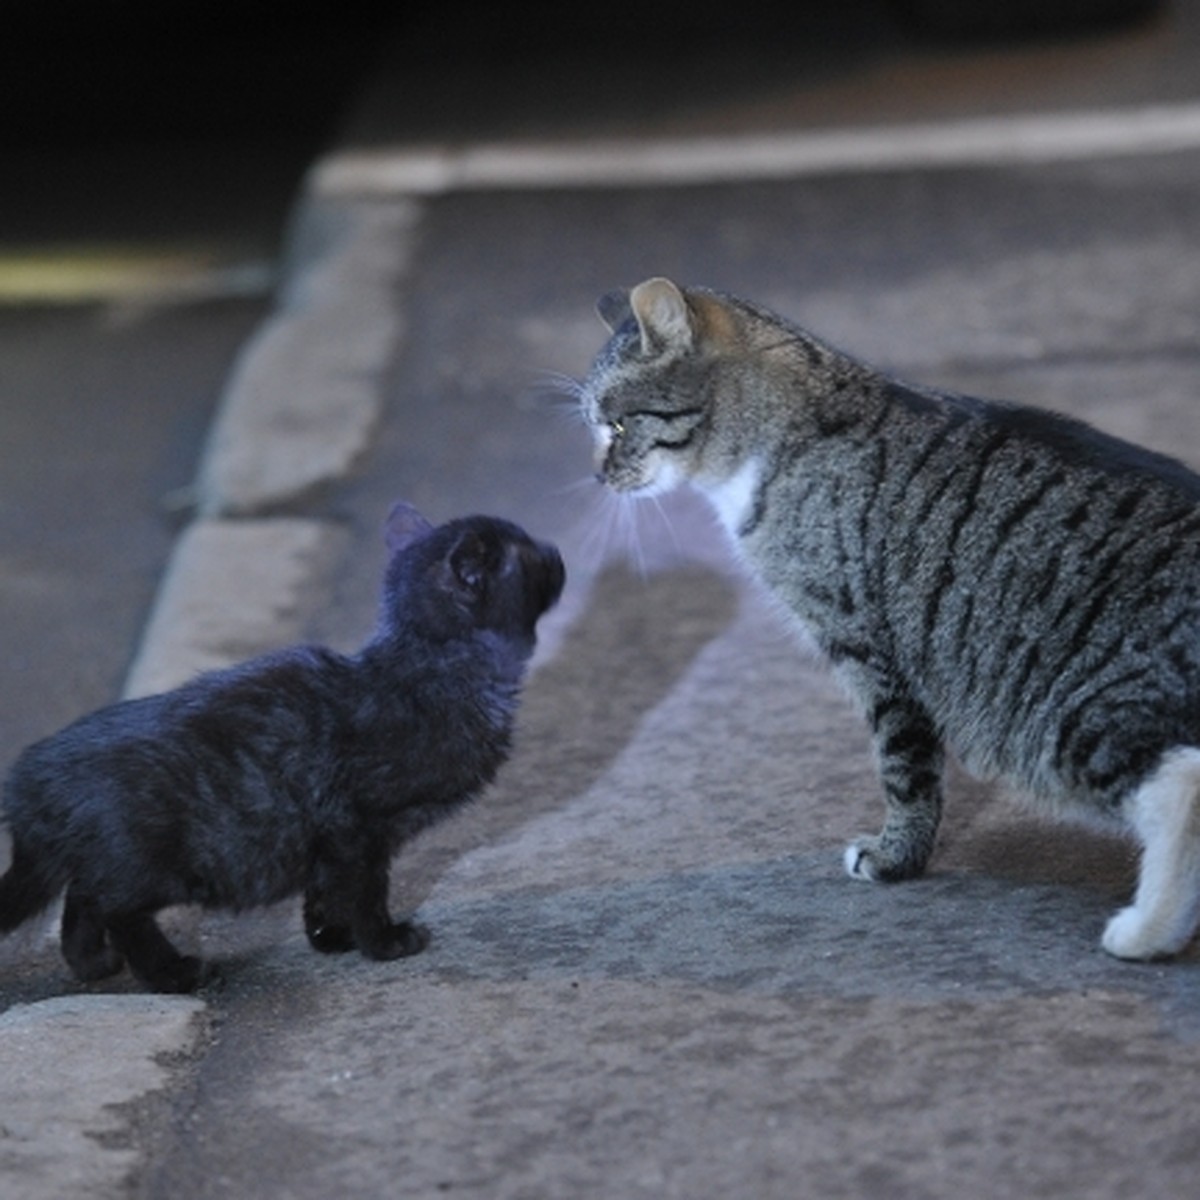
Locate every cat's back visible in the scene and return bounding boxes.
[852,385,1200,799]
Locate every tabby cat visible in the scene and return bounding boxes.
[0,503,564,992]
[579,276,1200,961]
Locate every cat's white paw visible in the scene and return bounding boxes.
[1101,905,1176,961]
[843,841,882,882]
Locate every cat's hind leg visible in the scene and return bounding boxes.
[105,911,208,993]
[844,692,945,883]
[1102,746,1200,960]
[61,883,125,982]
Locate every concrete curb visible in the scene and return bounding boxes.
[121,517,351,700]
[194,195,420,519]
[0,994,206,1199]
[311,101,1200,196]
[121,193,422,703]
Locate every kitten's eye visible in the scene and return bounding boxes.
[609,419,626,440]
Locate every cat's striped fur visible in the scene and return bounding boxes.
[580,276,1200,960]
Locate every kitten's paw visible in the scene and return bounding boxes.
[66,944,126,984]
[306,922,356,955]
[1101,906,1187,961]
[360,921,431,962]
[136,954,210,994]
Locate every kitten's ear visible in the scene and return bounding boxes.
[385,502,434,554]
[630,277,693,355]
[596,289,632,332]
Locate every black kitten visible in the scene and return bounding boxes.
[0,503,564,993]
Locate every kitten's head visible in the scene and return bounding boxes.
[382,503,565,647]
[580,277,746,496]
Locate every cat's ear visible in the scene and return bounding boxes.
[596,289,632,332]
[630,277,693,355]
[385,502,434,554]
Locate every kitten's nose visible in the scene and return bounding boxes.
[538,542,566,610]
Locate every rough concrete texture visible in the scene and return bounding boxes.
[0,995,205,1198]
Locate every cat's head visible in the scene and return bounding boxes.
[581,277,747,496]
[381,503,565,647]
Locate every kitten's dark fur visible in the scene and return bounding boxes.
[0,503,564,993]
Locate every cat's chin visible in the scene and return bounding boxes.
[611,481,675,502]
[608,460,685,501]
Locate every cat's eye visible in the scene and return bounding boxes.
[609,419,626,440]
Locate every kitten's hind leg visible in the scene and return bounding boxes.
[61,884,125,982]
[1102,747,1200,960]
[105,911,208,993]
[844,692,944,883]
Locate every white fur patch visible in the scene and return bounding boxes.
[1102,746,1200,960]
[701,458,762,537]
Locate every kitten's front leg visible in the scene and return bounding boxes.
[303,867,356,954]
[843,685,944,883]
[351,851,430,960]
[315,845,429,961]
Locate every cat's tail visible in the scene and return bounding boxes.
[0,840,61,933]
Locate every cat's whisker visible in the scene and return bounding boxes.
[647,493,684,561]
[619,495,651,580]
[567,483,620,572]
[526,371,587,414]
[550,474,603,499]
[588,486,633,574]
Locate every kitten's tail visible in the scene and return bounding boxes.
[0,840,60,933]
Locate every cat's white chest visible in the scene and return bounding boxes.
[701,458,762,538]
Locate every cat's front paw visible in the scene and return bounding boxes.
[1101,905,1187,961]
[842,836,928,883]
[844,840,884,882]
[359,920,430,962]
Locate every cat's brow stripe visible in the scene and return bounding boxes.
[651,431,700,452]
[626,406,706,422]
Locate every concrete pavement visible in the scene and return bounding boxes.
[5,7,1200,1197]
